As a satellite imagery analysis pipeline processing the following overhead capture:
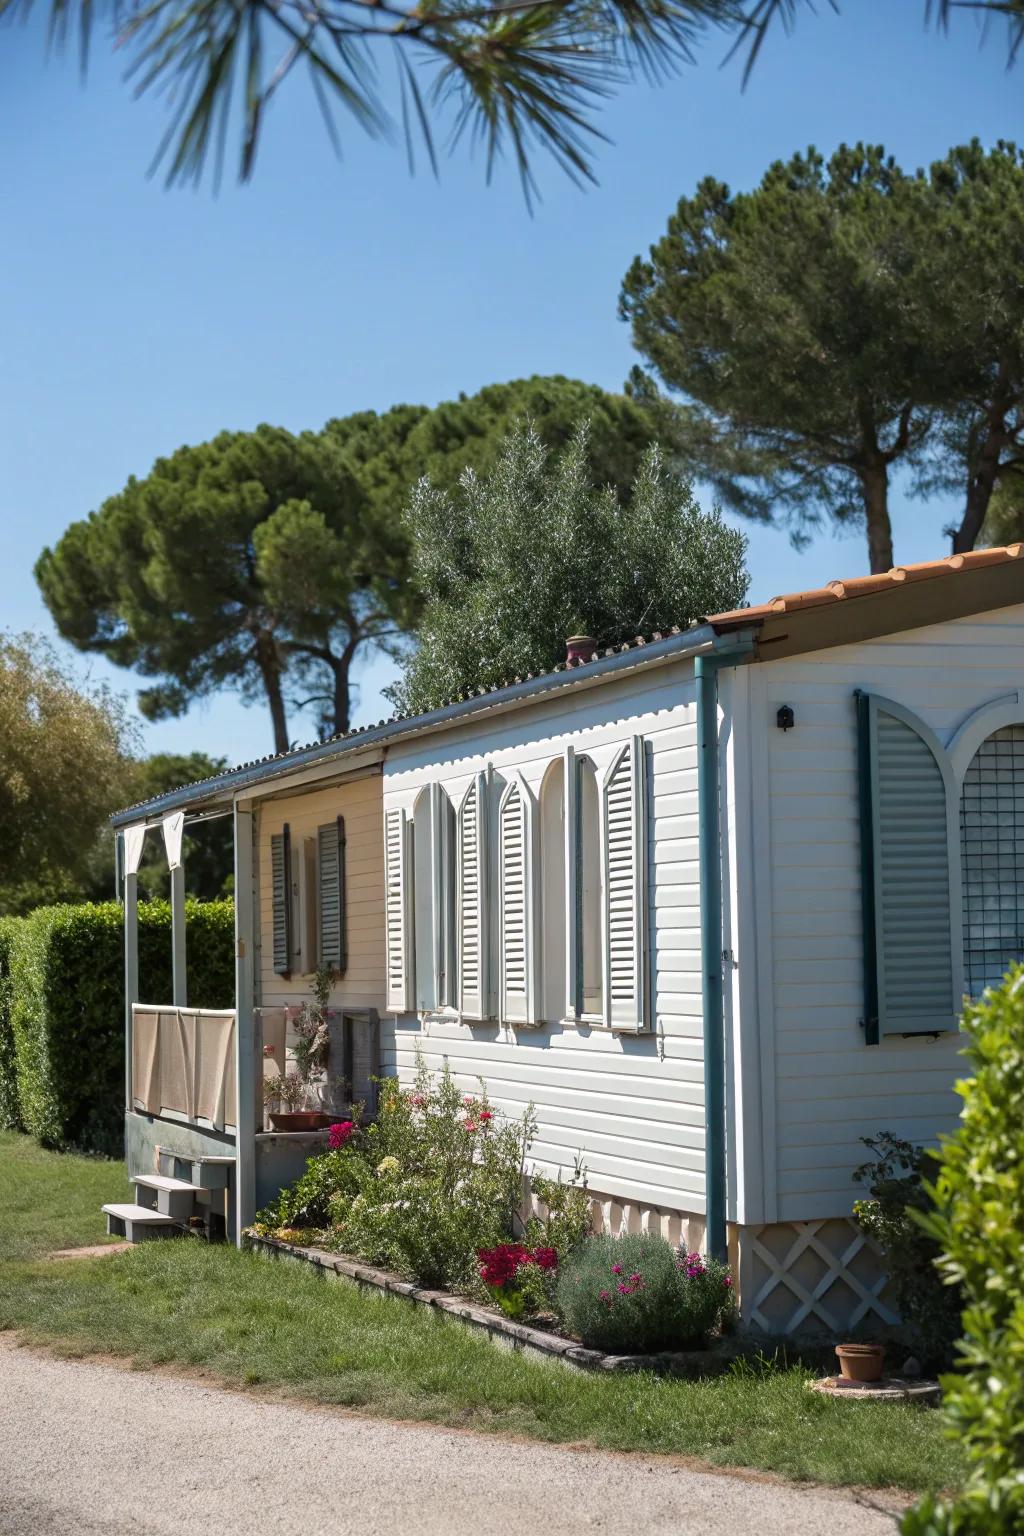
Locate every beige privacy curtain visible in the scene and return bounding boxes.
[132,1006,237,1129]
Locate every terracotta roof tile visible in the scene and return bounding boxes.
[708,544,1024,630]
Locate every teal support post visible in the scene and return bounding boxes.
[695,638,753,1265]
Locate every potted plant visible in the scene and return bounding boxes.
[263,966,336,1131]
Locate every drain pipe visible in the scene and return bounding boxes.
[695,637,754,1264]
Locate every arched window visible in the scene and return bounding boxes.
[960,724,1024,997]
[540,759,567,1022]
[577,756,604,1018]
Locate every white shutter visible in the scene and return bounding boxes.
[602,738,648,1031]
[499,777,535,1024]
[857,691,961,1042]
[458,773,489,1019]
[384,806,412,1012]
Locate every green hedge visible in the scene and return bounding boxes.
[8,899,234,1156]
[0,918,19,1131]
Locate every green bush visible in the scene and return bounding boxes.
[255,1055,541,1293]
[0,918,19,1130]
[557,1234,733,1354]
[902,967,1024,1536]
[9,899,233,1155]
[853,1132,963,1371]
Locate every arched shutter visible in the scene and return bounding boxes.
[602,737,648,1031]
[384,807,412,1012]
[458,773,489,1019]
[856,691,961,1042]
[271,825,292,977]
[317,817,347,973]
[499,778,534,1024]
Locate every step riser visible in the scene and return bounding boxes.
[105,1212,181,1243]
[156,1151,232,1190]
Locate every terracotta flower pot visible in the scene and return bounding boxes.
[835,1342,885,1383]
[268,1111,334,1132]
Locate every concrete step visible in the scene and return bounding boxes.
[103,1202,183,1243]
[156,1148,235,1190]
[132,1174,204,1222]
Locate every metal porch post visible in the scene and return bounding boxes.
[233,801,257,1242]
[121,831,139,1115]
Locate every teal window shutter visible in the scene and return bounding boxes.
[271,825,292,977]
[856,691,962,1042]
[317,817,347,974]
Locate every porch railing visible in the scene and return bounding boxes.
[131,1004,237,1132]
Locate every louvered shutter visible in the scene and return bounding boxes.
[602,737,648,1031]
[458,773,489,1018]
[856,691,961,1043]
[271,826,292,977]
[317,817,347,973]
[385,807,412,1012]
[499,778,534,1023]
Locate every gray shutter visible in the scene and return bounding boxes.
[602,737,648,1031]
[458,773,488,1019]
[856,691,961,1042]
[499,778,533,1023]
[385,807,412,1012]
[317,817,347,973]
[271,825,292,977]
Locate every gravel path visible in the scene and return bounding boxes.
[0,1336,899,1536]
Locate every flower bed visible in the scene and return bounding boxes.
[249,1056,735,1362]
[247,1232,747,1378]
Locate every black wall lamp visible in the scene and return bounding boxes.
[776,704,795,732]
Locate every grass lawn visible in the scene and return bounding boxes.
[0,1133,963,1497]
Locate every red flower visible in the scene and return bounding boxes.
[328,1120,355,1150]
[531,1246,558,1271]
[478,1108,493,1123]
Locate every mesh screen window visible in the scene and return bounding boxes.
[960,724,1024,997]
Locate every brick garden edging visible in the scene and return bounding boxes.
[246,1234,746,1377]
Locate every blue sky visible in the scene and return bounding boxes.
[0,1,1019,766]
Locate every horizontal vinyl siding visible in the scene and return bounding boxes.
[258,776,386,1014]
[385,661,706,1215]
[759,604,1024,1221]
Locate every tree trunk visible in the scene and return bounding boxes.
[327,633,362,737]
[952,375,1014,555]
[254,630,290,754]
[861,461,894,573]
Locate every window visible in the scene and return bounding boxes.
[540,759,567,1022]
[960,724,1024,997]
[576,757,604,1018]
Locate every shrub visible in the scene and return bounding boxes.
[0,918,18,1129]
[853,1132,962,1370]
[9,899,233,1154]
[902,967,1024,1536]
[557,1234,732,1354]
[254,1055,542,1293]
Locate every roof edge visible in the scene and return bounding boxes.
[111,623,751,828]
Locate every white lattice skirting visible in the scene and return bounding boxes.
[524,1182,899,1337]
[734,1218,899,1336]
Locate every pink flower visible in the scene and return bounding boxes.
[617,1283,630,1295]
[263,1044,276,1057]
[599,1289,611,1303]
[611,1263,623,1275]
[464,1118,477,1133]
[463,1096,475,1108]
[723,1275,733,1288]
[629,1272,642,1284]
[328,1120,355,1150]
[409,1092,426,1107]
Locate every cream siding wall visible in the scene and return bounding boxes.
[257,774,386,1015]
[383,660,708,1216]
[751,602,1024,1223]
